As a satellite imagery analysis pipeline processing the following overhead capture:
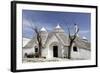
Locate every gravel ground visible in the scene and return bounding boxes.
[22,57,86,63]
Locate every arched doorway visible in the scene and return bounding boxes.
[49,42,62,58]
[73,46,78,52]
[53,46,58,57]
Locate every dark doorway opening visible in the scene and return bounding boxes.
[35,48,38,53]
[73,46,78,52]
[53,46,58,57]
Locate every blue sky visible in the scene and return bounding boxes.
[22,10,91,41]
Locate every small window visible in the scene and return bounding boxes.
[73,46,78,52]
[35,48,38,52]
[24,53,27,58]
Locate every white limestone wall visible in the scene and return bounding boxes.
[46,35,58,58]
[71,48,91,59]
[71,48,80,59]
[70,42,91,59]
[23,43,38,58]
[41,48,48,58]
[22,48,33,58]
[48,47,53,58]
[71,43,80,59]
[45,35,63,58]
[79,49,91,59]
[58,46,63,58]
[63,47,68,58]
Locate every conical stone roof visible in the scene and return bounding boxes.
[55,24,61,29]
[54,24,64,33]
[40,27,47,32]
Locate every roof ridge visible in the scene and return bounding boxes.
[55,33,65,45]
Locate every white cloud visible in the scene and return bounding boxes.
[79,30,90,34]
[23,18,36,29]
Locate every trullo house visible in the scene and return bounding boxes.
[23,24,90,59]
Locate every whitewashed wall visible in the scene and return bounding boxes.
[0,0,99,73]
